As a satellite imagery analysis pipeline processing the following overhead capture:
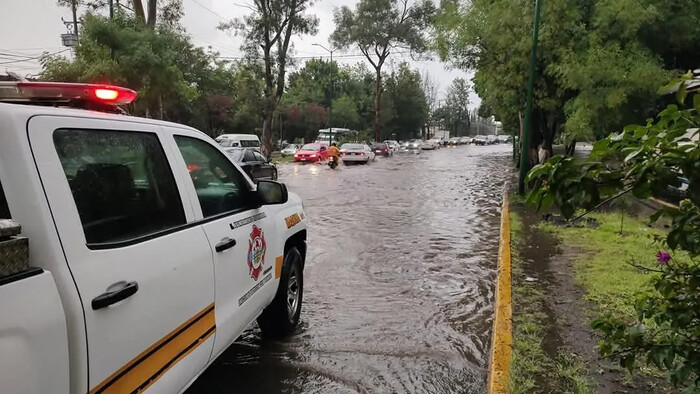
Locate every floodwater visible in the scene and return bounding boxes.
[188,144,514,394]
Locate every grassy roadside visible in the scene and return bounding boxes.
[538,212,677,390]
[270,154,294,164]
[538,212,663,322]
[508,205,678,393]
[507,210,593,394]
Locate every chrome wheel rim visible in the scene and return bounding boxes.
[287,269,299,318]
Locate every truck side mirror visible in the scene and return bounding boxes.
[255,180,288,205]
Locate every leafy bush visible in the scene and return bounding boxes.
[526,73,700,388]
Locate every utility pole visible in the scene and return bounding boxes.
[71,0,79,38]
[518,0,542,194]
[109,0,115,59]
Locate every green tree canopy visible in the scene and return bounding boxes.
[383,62,429,139]
[40,11,264,137]
[219,0,319,154]
[331,0,435,141]
[435,0,700,164]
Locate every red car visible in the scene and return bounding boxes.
[294,143,328,163]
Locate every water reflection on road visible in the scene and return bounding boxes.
[189,145,513,393]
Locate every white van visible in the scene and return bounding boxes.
[215,134,261,148]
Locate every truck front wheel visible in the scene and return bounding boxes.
[257,246,303,338]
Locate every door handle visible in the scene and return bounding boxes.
[92,281,139,310]
[215,237,237,253]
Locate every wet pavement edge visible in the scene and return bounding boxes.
[487,194,512,394]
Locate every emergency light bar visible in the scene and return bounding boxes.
[0,81,137,106]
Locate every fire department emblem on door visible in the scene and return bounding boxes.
[247,225,267,280]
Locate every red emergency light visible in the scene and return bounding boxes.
[0,81,137,106]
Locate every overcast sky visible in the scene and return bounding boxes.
[0,0,479,108]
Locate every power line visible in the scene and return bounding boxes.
[0,52,48,59]
[0,47,65,52]
[215,51,410,61]
[188,0,230,21]
[0,49,70,66]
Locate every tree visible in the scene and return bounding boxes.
[383,62,429,140]
[220,0,318,155]
[332,95,360,128]
[421,70,440,138]
[526,74,700,388]
[40,11,264,137]
[57,0,163,27]
[445,77,470,135]
[331,0,435,142]
[132,0,158,26]
[434,0,700,165]
[42,12,195,118]
[285,58,338,107]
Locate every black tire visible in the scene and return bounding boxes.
[257,246,304,338]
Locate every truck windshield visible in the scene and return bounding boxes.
[0,178,10,219]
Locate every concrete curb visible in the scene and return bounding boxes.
[488,195,512,393]
[649,197,679,210]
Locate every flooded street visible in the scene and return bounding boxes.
[189,144,513,394]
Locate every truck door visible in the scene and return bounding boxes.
[165,132,278,358]
[28,117,216,393]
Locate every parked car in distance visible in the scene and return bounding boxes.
[371,142,392,157]
[448,137,460,146]
[215,133,261,148]
[397,144,419,154]
[224,147,278,181]
[459,137,471,145]
[294,143,328,163]
[340,143,375,164]
[400,139,422,153]
[420,139,438,150]
[497,135,512,144]
[472,135,488,145]
[280,144,300,157]
[485,135,498,145]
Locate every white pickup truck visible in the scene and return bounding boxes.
[0,81,308,393]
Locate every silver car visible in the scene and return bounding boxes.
[420,139,438,150]
[280,144,300,157]
[340,143,375,164]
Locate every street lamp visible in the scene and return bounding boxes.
[313,43,335,145]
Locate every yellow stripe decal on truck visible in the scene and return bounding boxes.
[274,255,284,278]
[90,303,216,394]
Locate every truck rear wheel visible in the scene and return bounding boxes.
[257,246,303,338]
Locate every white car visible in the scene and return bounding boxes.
[340,143,375,164]
[420,139,438,150]
[0,80,308,394]
[215,133,261,148]
[280,144,300,157]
